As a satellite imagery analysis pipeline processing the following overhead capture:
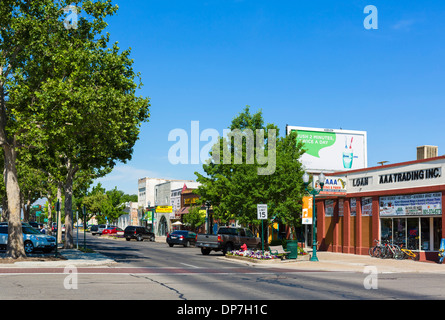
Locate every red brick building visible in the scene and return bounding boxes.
[315,155,445,262]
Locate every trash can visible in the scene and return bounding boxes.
[286,240,298,259]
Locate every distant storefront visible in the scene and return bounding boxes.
[315,155,445,262]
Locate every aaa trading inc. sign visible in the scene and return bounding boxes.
[379,167,441,184]
[287,126,367,172]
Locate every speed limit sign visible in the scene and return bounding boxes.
[257,204,268,220]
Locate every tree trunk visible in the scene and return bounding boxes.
[4,144,26,258]
[1,197,9,222]
[64,161,76,249]
[47,192,53,236]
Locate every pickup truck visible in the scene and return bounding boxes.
[196,227,261,255]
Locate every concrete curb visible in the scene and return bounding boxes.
[0,249,116,268]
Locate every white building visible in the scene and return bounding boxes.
[153,180,200,236]
[138,177,200,237]
[138,177,170,209]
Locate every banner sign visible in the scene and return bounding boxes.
[361,197,373,216]
[325,199,334,217]
[302,196,313,224]
[380,193,442,216]
[156,206,173,213]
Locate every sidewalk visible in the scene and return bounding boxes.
[225,251,445,274]
[0,249,116,268]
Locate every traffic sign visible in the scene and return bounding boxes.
[257,204,268,220]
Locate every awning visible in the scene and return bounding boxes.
[177,207,189,214]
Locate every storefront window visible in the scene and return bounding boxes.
[381,219,392,242]
[394,218,406,245]
[379,192,442,251]
[407,218,419,250]
[381,217,442,251]
[420,218,430,250]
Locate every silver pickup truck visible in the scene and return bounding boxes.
[196,226,261,255]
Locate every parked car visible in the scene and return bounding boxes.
[102,227,124,236]
[0,225,56,253]
[196,227,261,255]
[124,226,155,242]
[167,230,197,247]
[91,224,115,236]
[90,225,98,234]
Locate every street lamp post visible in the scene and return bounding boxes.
[303,172,326,262]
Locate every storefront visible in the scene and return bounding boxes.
[314,155,445,262]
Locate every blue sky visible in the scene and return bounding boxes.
[93,0,445,195]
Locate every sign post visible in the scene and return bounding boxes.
[257,204,268,252]
[55,199,60,258]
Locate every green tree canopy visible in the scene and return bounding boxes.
[0,0,150,256]
[195,106,306,234]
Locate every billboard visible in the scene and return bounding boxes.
[287,126,367,172]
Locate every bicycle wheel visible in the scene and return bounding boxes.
[394,250,405,260]
[401,249,410,260]
[369,246,379,257]
[381,246,389,259]
[392,245,404,260]
[374,247,382,258]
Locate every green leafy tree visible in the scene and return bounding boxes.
[81,183,108,224]
[102,187,137,224]
[3,1,150,251]
[0,0,68,258]
[183,206,206,232]
[195,106,306,236]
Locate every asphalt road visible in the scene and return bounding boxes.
[2,233,445,303]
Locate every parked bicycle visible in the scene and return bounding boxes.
[399,243,419,261]
[380,241,398,259]
[389,242,405,260]
[369,239,383,258]
[370,240,419,260]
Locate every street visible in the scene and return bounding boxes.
[1,233,445,304]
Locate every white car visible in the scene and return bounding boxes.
[0,225,56,253]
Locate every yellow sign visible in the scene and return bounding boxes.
[184,197,199,205]
[302,196,313,224]
[156,206,172,213]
